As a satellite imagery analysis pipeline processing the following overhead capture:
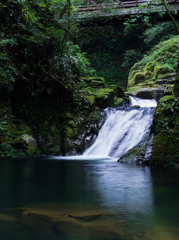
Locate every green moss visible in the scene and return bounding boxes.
[164,84,174,96]
[27,145,38,156]
[128,72,145,89]
[118,146,140,162]
[151,131,179,165]
[81,77,106,88]
[114,96,123,106]
[45,145,61,155]
[144,62,155,72]
[153,95,175,132]
[66,127,73,138]
[132,35,179,72]
[94,88,114,99]
[128,35,179,89]
[174,61,179,97]
[81,86,115,108]
[67,120,76,127]
[144,70,153,80]
[85,96,95,105]
[174,114,179,132]
[153,65,173,80]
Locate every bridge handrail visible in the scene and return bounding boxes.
[75,0,179,11]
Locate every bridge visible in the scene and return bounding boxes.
[74,0,179,24]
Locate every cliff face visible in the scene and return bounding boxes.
[125,35,179,166]
[0,77,124,158]
[151,61,179,166]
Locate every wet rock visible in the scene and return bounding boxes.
[68,213,102,222]
[88,225,123,240]
[131,105,140,110]
[12,135,37,156]
[81,77,106,88]
[134,87,164,101]
[118,134,154,163]
[143,135,154,162]
[118,147,140,162]
[52,221,89,240]
[151,95,179,165]
[0,205,126,240]
[164,85,174,96]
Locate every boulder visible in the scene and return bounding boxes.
[118,147,140,162]
[13,134,37,155]
[81,77,106,88]
[133,87,164,101]
[151,95,179,165]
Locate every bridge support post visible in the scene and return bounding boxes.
[87,0,90,9]
[135,0,138,6]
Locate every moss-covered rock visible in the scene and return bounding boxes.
[127,35,179,95]
[153,95,175,124]
[114,97,123,106]
[0,72,125,157]
[164,84,174,96]
[128,72,145,88]
[153,65,173,80]
[80,76,124,109]
[118,147,140,162]
[151,93,179,165]
[80,77,106,88]
[151,131,179,165]
[131,87,164,101]
[174,59,179,97]
[13,134,38,155]
[144,62,155,72]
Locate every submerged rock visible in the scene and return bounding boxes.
[0,204,125,240]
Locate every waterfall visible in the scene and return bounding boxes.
[83,97,157,159]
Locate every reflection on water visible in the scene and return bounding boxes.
[0,158,179,240]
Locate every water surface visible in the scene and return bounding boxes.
[0,157,179,240]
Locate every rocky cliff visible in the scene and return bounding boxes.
[125,35,179,166]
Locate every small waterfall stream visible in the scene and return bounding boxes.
[83,96,157,159]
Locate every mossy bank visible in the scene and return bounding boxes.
[125,35,179,166]
[0,77,124,158]
[127,35,179,100]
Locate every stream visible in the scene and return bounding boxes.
[0,97,179,240]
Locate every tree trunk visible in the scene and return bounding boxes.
[162,0,179,34]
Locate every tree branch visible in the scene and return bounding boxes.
[162,0,179,34]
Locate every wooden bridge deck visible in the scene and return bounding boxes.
[74,0,179,21]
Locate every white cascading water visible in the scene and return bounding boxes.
[83,96,157,159]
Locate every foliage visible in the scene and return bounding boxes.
[130,35,179,74]
[78,24,148,87]
[143,22,176,45]
[0,0,94,96]
[154,97,179,132]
